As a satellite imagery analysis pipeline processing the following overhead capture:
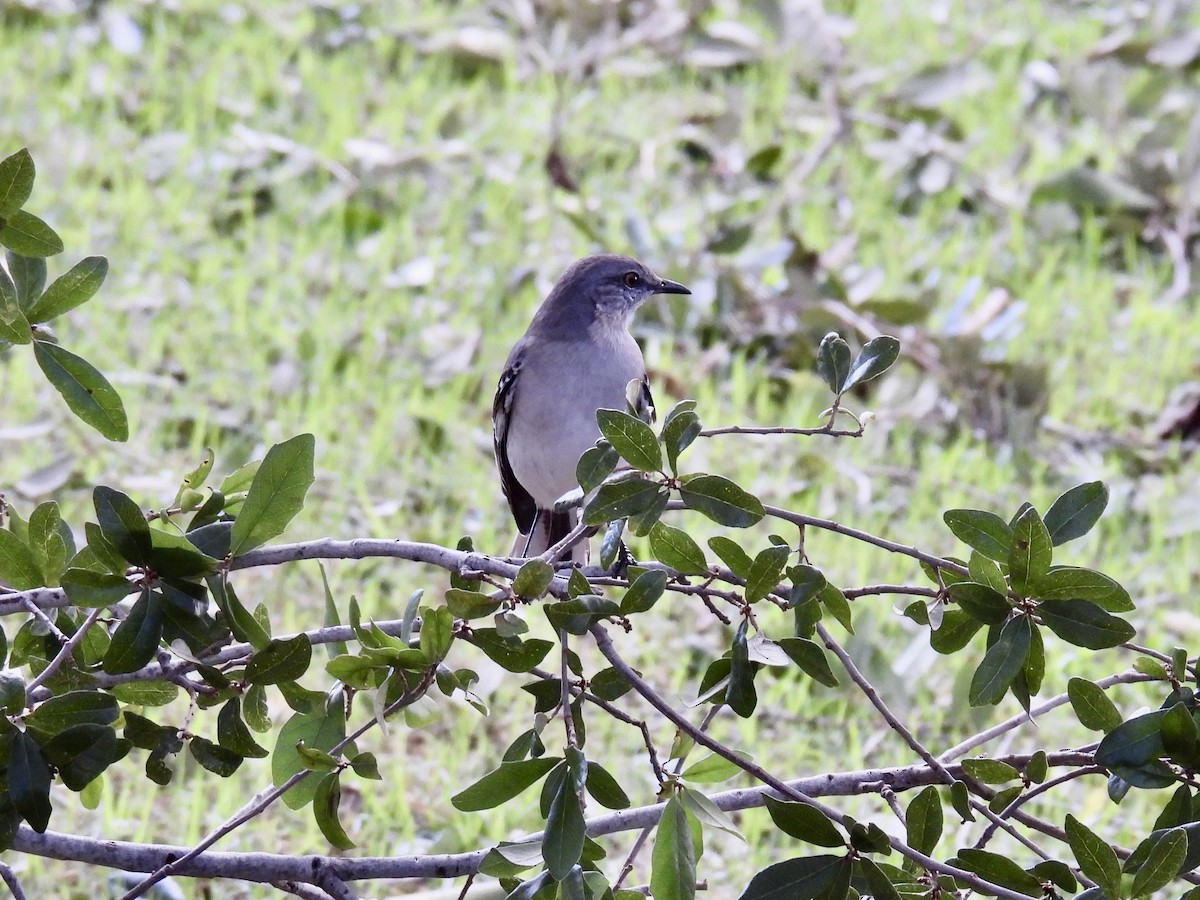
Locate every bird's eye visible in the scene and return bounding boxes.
[623,271,641,288]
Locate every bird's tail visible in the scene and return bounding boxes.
[512,509,589,563]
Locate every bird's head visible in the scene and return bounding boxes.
[540,254,691,329]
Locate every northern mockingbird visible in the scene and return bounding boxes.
[493,254,691,561]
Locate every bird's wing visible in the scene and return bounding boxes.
[493,347,538,533]
[626,373,656,424]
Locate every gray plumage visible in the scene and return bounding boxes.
[493,254,690,560]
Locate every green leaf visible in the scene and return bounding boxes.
[544,754,587,881]
[819,582,853,634]
[189,735,243,777]
[576,441,619,493]
[778,638,838,687]
[445,588,502,620]
[680,474,764,528]
[736,854,847,900]
[419,605,454,662]
[1065,813,1122,900]
[817,333,851,393]
[661,404,701,475]
[841,335,900,391]
[544,595,620,636]
[968,551,1007,595]
[40,723,128,791]
[961,758,1021,784]
[969,615,1031,706]
[621,569,669,615]
[1130,828,1187,897]
[763,796,844,847]
[93,486,152,567]
[468,630,552,672]
[34,341,127,441]
[0,209,63,257]
[680,751,750,784]
[102,590,163,674]
[228,434,315,556]
[1161,702,1199,764]
[27,501,65,586]
[649,522,708,575]
[1096,709,1167,768]
[1038,599,1135,649]
[9,731,52,832]
[25,256,108,323]
[147,528,219,578]
[272,707,346,810]
[858,858,904,900]
[744,545,790,604]
[949,779,975,822]
[0,290,31,344]
[905,786,942,856]
[1031,566,1132,611]
[217,698,268,759]
[0,529,42,590]
[597,408,663,472]
[451,757,561,811]
[951,849,1044,896]
[943,509,1012,561]
[26,691,118,737]
[59,568,134,608]
[582,477,663,526]
[246,635,313,685]
[1044,481,1109,546]
[726,619,757,717]
[6,250,45,308]
[1008,507,1052,594]
[111,677,179,708]
[585,761,630,809]
[947,582,1010,625]
[709,536,754,579]
[313,771,355,850]
[0,148,35,215]
[651,794,696,900]
[512,559,555,598]
[1067,677,1122,732]
[0,671,25,714]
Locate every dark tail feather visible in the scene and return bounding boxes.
[512,509,589,563]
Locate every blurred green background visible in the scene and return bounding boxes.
[2,0,1200,895]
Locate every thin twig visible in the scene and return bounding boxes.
[0,861,28,900]
[25,607,104,698]
[698,424,863,438]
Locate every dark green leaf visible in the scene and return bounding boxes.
[1031,566,1132,611]
[947,582,1010,625]
[271,707,346,810]
[744,545,790,604]
[0,210,63,257]
[445,588,502,620]
[679,474,764,528]
[246,635,312,685]
[228,434,315,556]
[943,509,1012,561]
[582,477,662,526]
[649,522,708,575]
[726,619,757,717]
[651,795,696,900]
[34,341,126,439]
[0,293,31,343]
[778,638,838,687]
[1029,859,1077,893]
[6,250,45,308]
[211,578,270,651]
[102,590,163,674]
[189,735,243,777]
[40,723,127,791]
[512,559,555,598]
[146,528,219,579]
[969,615,1031,706]
[968,551,1007,595]
[709,536,754,579]
[960,758,1020,784]
[0,530,41,590]
[584,762,630,809]
[1044,481,1109,546]
[905,786,942,856]
[93,486,151,567]
[1025,750,1048,784]
[544,754,587,881]
[576,441,619,493]
[9,731,52,831]
[819,583,853,634]
[468,630,552,673]
[0,148,34,215]
[842,335,900,391]
[763,796,844,847]
[1067,677,1122,732]
[597,408,662,472]
[817,333,851,393]
[736,854,847,900]
[545,595,620,636]
[1131,828,1187,897]
[1008,507,1052,594]
[60,568,135,608]
[1161,702,1199,764]
[787,566,826,609]
[1038,599,1135,649]
[951,849,1043,896]
[589,667,631,701]
[0,671,24,714]
[451,757,561,811]
[25,256,107,323]
[621,568,668,615]
[312,771,355,850]
[1065,813,1122,900]
[858,858,903,900]
[26,691,118,737]
[661,406,701,475]
[217,698,268,758]
[1096,709,1167,768]
[949,779,975,821]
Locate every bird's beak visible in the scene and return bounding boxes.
[654,276,691,295]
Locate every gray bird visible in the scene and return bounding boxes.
[493,254,691,561]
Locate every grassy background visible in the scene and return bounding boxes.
[2,0,1200,896]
